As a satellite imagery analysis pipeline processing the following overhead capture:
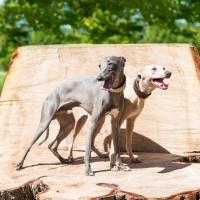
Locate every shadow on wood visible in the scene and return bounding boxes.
[103,129,170,153]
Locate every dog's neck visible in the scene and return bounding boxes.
[134,79,153,99]
[109,73,126,93]
[112,72,125,89]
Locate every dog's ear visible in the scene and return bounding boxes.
[120,57,126,63]
[120,56,126,67]
[137,70,142,79]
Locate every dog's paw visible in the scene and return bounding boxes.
[60,158,72,164]
[119,163,131,171]
[16,162,23,171]
[111,165,120,172]
[66,156,74,163]
[131,157,142,164]
[111,163,131,172]
[85,168,95,176]
[98,152,109,159]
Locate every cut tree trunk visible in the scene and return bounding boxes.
[0,44,200,199]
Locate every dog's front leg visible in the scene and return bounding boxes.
[126,118,141,164]
[110,117,130,171]
[84,115,100,176]
[110,117,120,168]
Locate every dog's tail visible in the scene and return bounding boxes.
[38,127,50,145]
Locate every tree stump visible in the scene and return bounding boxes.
[0,44,200,199]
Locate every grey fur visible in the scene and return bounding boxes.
[16,56,127,176]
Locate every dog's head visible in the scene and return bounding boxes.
[137,64,172,90]
[97,56,126,90]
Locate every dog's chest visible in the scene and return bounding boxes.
[123,98,144,120]
[100,90,123,119]
[109,108,119,118]
[129,107,142,118]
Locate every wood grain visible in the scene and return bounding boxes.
[0,44,200,199]
[1,44,200,154]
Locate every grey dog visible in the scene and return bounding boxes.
[16,56,127,176]
[41,64,172,165]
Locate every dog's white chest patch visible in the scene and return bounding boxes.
[109,108,119,118]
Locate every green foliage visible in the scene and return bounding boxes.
[0,71,6,93]
[0,0,199,73]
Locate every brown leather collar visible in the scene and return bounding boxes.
[134,79,151,99]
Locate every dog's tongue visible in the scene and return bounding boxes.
[152,79,169,90]
[160,83,168,89]
[102,77,113,90]
[162,79,169,89]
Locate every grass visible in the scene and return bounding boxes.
[0,71,6,95]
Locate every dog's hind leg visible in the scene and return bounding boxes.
[16,121,53,170]
[67,114,88,162]
[110,116,130,172]
[38,127,49,146]
[16,98,58,170]
[48,111,75,163]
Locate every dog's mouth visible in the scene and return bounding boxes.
[151,78,169,90]
[102,75,114,90]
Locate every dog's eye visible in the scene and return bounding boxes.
[163,67,165,70]
[98,64,101,68]
[108,62,112,66]
[152,67,156,71]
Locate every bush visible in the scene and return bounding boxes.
[0,71,6,94]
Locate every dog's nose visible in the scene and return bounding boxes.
[165,71,172,78]
[97,74,104,81]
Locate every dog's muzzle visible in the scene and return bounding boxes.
[151,70,172,90]
[97,74,104,81]
[165,71,172,78]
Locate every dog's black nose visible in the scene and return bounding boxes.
[97,74,104,81]
[165,71,172,78]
